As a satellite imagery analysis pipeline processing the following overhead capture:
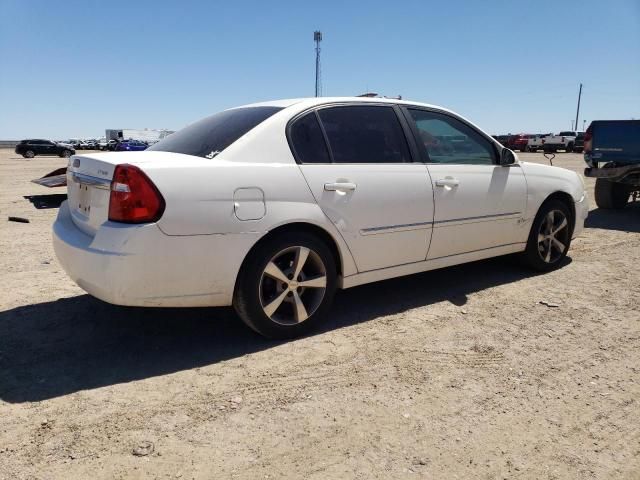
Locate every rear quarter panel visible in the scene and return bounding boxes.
[135,118,358,277]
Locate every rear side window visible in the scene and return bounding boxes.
[289,112,330,163]
[317,106,411,164]
[148,106,283,158]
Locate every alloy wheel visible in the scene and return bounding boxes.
[259,246,327,325]
[537,209,569,263]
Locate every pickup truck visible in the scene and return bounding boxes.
[526,133,552,152]
[584,120,640,209]
[543,131,582,153]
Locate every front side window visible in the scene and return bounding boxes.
[408,109,496,165]
[148,106,283,158]
[317,106,411,164]
[289,112,330,163]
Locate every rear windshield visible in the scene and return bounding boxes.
[148,106,283,158]
[559,131,576,136]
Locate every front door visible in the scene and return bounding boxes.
[291,105,435,272]
[403,107,527,259]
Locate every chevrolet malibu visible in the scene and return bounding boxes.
[53,97,588,338]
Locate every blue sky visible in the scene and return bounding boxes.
[0,0,638,139]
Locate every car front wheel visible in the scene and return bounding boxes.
[522,199,573,271]
[233,232,337,339]
[23,150,35,158]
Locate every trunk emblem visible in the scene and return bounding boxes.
[73,158,80,168]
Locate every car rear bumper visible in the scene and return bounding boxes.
[53,201,258,307]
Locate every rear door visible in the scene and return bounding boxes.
[402,107,527,259]
[293,104,435,273]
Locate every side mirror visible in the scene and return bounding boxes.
[500,148,516,166]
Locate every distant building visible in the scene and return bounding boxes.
[105,128,174,143]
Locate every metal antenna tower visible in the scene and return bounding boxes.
[314,31,322,97]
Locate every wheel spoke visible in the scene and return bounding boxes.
[297,275,327,289]
[544,240,552,262]
[292,291,309,323]
[264,261,289,283]
[293,247,310,279]
[551,217,568,235]
[263,290,288,318]
[551,237,566,253]
[546,211,555,234]
[538,233,546,244]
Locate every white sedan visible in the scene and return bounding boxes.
[53,97,588,338]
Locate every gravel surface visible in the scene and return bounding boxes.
[1,149,639,479]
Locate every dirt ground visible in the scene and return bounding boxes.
[1,148,639,479]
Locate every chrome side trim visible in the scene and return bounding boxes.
[361,220,433,235]
[433,211,521,225]
[361,212,521,235]
[70,171,111,190]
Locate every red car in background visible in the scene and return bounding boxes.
[508,134,535,152]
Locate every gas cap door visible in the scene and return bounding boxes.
[233,187,266,221]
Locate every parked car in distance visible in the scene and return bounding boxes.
[97,138,109,150]
[15,139,75,158]
[495,135,511,147]
[544,131,582,153]
[508,134,535,152]
[573,132,585,153]
[105,139,119,151]
[84,139,98,150]
[53,97,588,339]
[526,133,552,152]
[114,139,148,151]
[584,120,640,209]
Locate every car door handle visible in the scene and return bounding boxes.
[435,177,460,187]
[324,182,357,192]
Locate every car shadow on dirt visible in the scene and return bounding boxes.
[585,202,640,233]
[0,255,563,403]
[23,194,67,209]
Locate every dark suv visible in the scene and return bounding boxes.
[15,139,75,159]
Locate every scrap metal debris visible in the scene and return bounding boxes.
[31,167,67,188]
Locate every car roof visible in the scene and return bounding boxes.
[234,97,455,115]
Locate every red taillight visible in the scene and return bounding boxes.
[584,125,593,154]
[108,164,165,223]
[584,126,592,143]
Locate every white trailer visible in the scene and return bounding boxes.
[105,128,173,144]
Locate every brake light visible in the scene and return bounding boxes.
[584,125,593,154]
[108,164,165,223]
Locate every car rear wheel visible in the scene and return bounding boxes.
[594,178,630,209]
[522,199,573,272]
[23,150,35,159]
[60,150,72,158]
[566,143,574,153]
[233,232,337,339]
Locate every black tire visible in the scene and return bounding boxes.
[521,199,573,272]
[233,232,337,339]
[594,178,630,209]
[60,149,72,158]
[24,150,35,159]
[566,143,574,153]
[520,147,527,153]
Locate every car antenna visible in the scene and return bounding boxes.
[543,152,555,166]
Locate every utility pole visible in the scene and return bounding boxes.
[571,120,574,130]
[574,83,583,133]
[583,119,586,131]
[314,31,322,97]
